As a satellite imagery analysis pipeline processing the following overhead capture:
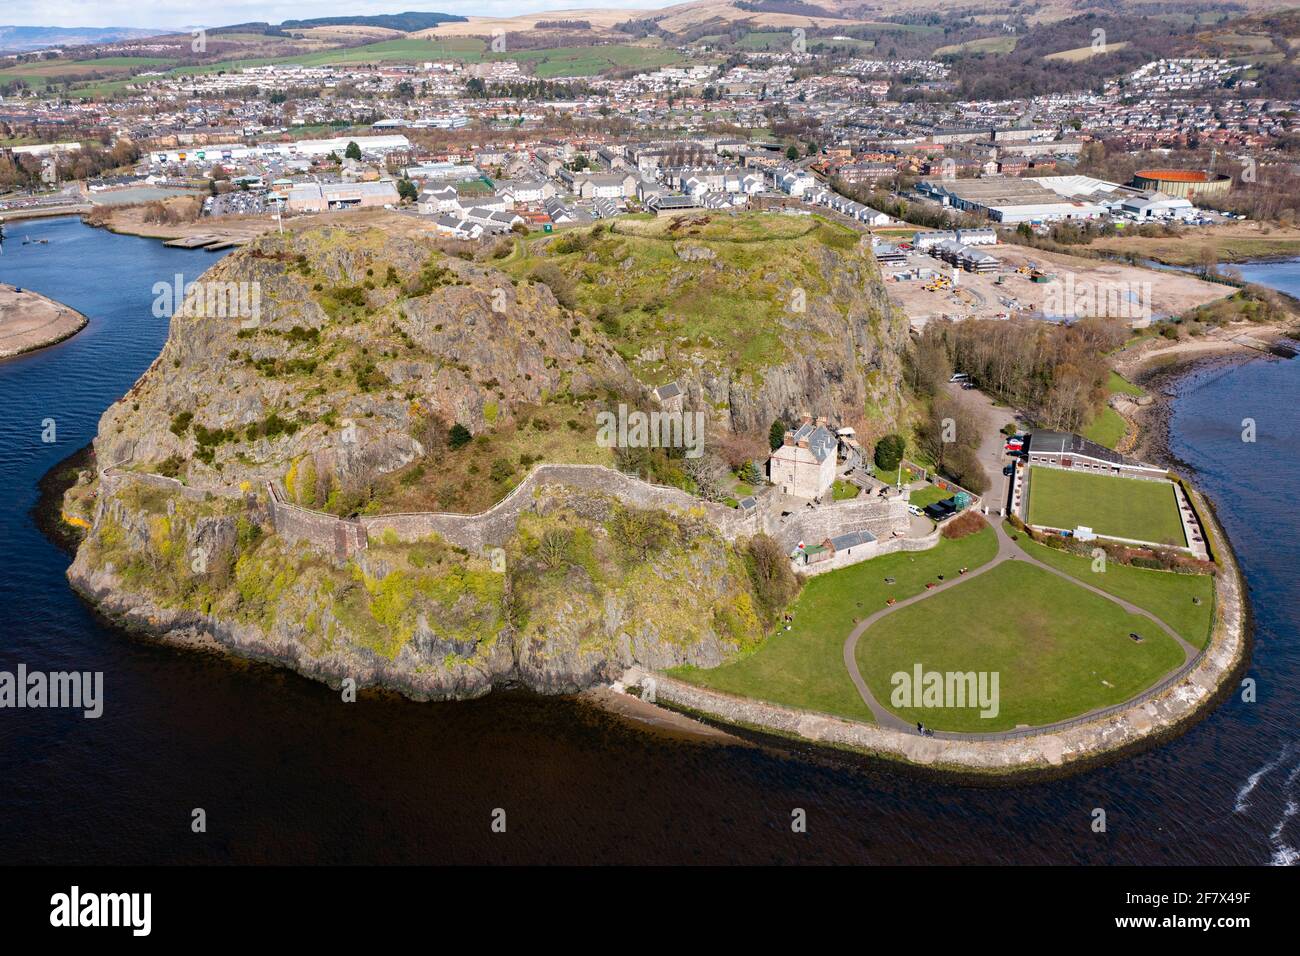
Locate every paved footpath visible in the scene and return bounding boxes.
[843,382,1199,736]
[842,518,1198,734]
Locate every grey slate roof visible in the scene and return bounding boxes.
[1026,430,1133,467]
[829,528,876,551]
[653,381,682,401]
[790,422,837,464]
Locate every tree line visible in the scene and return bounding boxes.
[908,316,1129,436]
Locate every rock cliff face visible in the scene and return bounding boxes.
[66,211,909,701]
[705,253,907,435]
[67,478,765,699]
[95,222,631,499]
[505,213,911,436]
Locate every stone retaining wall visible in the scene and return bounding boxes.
[769,495,909,553]
[797,526,942,577]
[266,482,363,560]
[252,464,763,558]
[101,467,229,505]
[359,464,756,551]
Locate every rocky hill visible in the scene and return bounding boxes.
[504,213,909,437]
[64,209,900,700]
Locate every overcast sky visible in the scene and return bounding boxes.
[2,1,668,30]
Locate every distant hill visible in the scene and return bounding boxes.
[0,25,155,54]
[279,12,468,32]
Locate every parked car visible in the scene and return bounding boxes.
[923,498,960,521]
[949,372,970,383]
[908,504,924,517]
[1003,464,1015,476]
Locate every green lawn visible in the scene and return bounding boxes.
[832,479,860,501]
[1008,528,1215,647]
[669,527,999,720]
[1081,406,1128,449]
[1027,467,1184,546]
[856,561,1186,732]
[909,484,951,508]
[1108,371,1144,397]
[874,463,922,485]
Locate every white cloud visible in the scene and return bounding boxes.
[2,0,668,31]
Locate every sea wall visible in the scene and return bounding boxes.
[631,494,1248,773]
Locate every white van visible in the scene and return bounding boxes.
[949,372,970,383]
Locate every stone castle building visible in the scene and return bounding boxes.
[769,416,838,500]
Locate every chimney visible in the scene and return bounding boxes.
[797,439,809,449]
[800,413,813,426]
[815,416,827,428]
[783,432,795,446]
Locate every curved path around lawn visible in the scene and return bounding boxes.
[842,518,1199,734]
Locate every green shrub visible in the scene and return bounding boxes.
[874,434,906,471]
[448,424,472,450]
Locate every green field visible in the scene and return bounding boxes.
[166,38,681,79]
[1081,406,1127,449]
[505,44,684,78]
[934,36,1019,57]
[670,527,999,720]
[1008,528,1215,647]
[0,55,176,88]
[856,561,1186,732]
[1027,467,1184,546]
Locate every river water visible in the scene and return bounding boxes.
[0,216,1296,865]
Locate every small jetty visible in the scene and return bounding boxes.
[162,234,249,252]
[163,234,223,249]
[1229,333,1298,359]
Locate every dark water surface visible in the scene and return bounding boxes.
[0,217,1296,864]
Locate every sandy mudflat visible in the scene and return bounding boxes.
[1114,321,1295,378]
[0,283,88,359]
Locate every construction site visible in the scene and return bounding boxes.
[877,239,1234,329]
